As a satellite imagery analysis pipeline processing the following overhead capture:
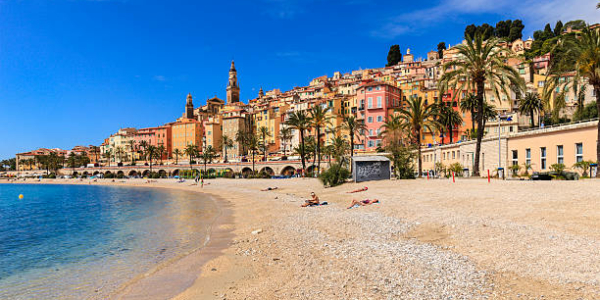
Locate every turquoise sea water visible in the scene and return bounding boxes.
[0,184,217,299]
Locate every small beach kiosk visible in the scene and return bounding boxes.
[351,156,391,183]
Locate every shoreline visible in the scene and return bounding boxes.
[3,178,236,300]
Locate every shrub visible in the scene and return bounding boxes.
[104,173,115,179]
[448,163,464,177]
[318,164,350,187]
[550,163,566,174]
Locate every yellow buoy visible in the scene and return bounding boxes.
[18,194,24,199]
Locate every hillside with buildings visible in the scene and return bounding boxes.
[12,21,600,178]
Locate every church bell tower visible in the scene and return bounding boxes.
[185,93,194,119]
[226,60,240,104]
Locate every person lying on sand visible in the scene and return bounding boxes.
[347,199,379,209]
[301,192,320,207]
[347,186,368,193]
[261,187,278,191]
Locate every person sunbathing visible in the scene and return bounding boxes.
[347,198,379,209]
[261,187,278,191]
[301,192,320,207]
[347,186,368,193]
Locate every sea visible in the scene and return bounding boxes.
[0,183,218,299]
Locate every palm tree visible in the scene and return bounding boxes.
[157,144,166,165]
[439,33,525,176]
[309,105,332,175]
[246,135,260,176]
[460,93,477,134]
[257,126,271,162]
[173,149,182,165]
[115,146,124,163]
[285,110,311,174]
[138,140,149,164]
[90,146,100,166]
[184,144,198,171]
[127,140,136,162]
[222,135,233,163]
[145,145,158,174]
[397,97,440,177]
[439,104,463,144]
[544,27,600,169]
[518,92,543,127]
[340,115,367,168]
[103,149,113,167]
[379,115,405,147]
[573,160,593,177]
[201,145,217,176]
[280,127,293,156]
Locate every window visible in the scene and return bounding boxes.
[526,148,531,166]
[538,81,545,87]
[377,96,382,108]
[368,140,374,147]
[512,150,518,166]
[369,129,373,136]
[367,87,373,91]
[540,147,547,170]
[376,128,380,136]
[368,97,373,108]
[452,151,455,159]
[557,145,564,164]
[377,116,383,122]
[376,140,381,146]
[367,117,373,123]
[576,143,583,162]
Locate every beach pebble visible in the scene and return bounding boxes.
[252,229,263,235]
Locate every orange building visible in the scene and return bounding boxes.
[171,118,203,154]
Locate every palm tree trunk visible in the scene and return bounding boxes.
[595,86,600,177]
[474,81,485,177]
[252,150,255,176]
[350,134,354,174]
[531,109,535,127]
[300,130,306,174]
[471,108,475,133]
[449,126,453,143]
[316,126,321,175]
[417,127,422,178]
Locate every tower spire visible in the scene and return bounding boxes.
[226,60,240,104]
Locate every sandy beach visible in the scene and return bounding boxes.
[6,177,600,299]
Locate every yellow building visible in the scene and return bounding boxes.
[204,115,222,155]
[171,118,203,154]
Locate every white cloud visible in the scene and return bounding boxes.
[374,0,599,38]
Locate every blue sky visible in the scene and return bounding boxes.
[1,0,597,158]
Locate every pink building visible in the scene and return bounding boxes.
[356,81,402,151]
[133,125,172,159]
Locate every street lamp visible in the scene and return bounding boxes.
[497,112,513,179]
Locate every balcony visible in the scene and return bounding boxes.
[367,105,383,110]
[358,105,364,111]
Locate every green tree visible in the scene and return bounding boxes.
[257,126,271,162]
[285,110,311,173]
[437,42,446,59]
[379,115,415,179]
[340,115,367,170]
[103,149,113,168]
[495,20,512,38]
[309,105,332,175]
[90,146,100,166]
[184,144,198,171]
[439,104,463,144]
[397,97,440,177]
[554,20,564,36]
[67,152,77,171]
[173,149,182,165]
[460,93,477,134]
[439,33,524,176]
[280,127,293,156]
[222,135,233,163]
[145,145,158,173]
[543,27,600,170]
[508,19,525,42]
[386,45,402,67]
[518,92,543,127]
[246,134,260,175]
[201,145,217,175]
